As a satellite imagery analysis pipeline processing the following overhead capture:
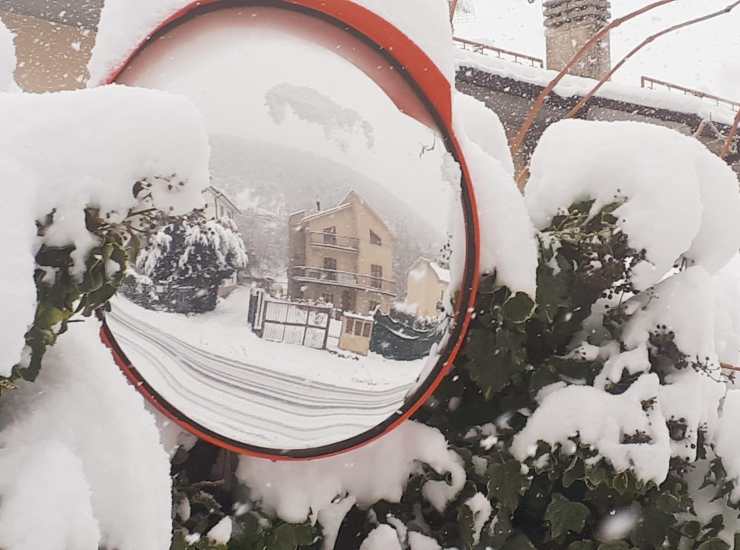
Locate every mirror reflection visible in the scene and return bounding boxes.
[107,5,465,450]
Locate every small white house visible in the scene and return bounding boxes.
[405,258,450,318]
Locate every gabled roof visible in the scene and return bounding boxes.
[298,190,395,237]
[299,202,352,224]
[409,257,450,284]
[340,190,394,237]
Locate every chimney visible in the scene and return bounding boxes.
[543,0,612,80]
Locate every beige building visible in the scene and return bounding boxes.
[405,258,449,318]
[288,191,397,315]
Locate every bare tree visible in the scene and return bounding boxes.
[564,1,740,121]
[510,0,677,188]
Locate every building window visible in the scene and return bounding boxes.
[324,257,337,280]
[341,290,355,312]
[370,264,383,289]
[323,226,337,245]
[346,319,372,338]
[369,230,382,246]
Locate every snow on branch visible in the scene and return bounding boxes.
[237,421,465,542]
[526,120,740,291]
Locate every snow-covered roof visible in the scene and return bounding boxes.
[344,311,374,322]
[299,202,352,224]
[430,262,451,284]
[456,48,738,127]
[298,190,395,237]
[410,257,450,284]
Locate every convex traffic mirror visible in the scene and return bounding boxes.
[100,0,479,459]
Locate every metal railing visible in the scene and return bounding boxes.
[453,36,544,68]
[307,231,359,251]
[641,76,740,113]
[291,266,397,295]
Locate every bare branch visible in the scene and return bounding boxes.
[565,1,740,121]
[449,0,459,23]
[721,109,740,160]
[511,0,676,188]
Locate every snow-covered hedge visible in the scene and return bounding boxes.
[0,34,211,549]
[4,2,740,550]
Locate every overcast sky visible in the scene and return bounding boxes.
[454,0,740,100]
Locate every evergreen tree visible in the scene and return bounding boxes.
[136,214,247,313]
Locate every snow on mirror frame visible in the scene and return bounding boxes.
[98,0,480,459]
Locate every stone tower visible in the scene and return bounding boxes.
[543,0,612,80]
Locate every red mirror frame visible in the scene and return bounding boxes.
[97,0,481,460]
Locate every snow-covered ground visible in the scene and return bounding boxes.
[106,291,429,449]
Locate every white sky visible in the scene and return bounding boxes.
[454,0,740,100]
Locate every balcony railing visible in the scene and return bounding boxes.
[641,76,740,114]
[453,36,544,69]
[291,266,397,295]
[307,231,360,251]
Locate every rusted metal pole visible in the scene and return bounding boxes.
[564,0,740,121]
[510,0,676,188]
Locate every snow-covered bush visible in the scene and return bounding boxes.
[4,0,740,548]
[0,52,211,549]
[133,214,247,313]
[0,85,209,382]
[164,119,740,550]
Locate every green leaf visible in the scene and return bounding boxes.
[291,523,314,546]
[585,465,609,488]
[265,523,314,550]
[545,493,590,540]
[488,461,528,511]
[630,507,674,548]
[502,533,537,550]
[697,539,730,550]
[597,543,632,550]
[503,292,535,324]
[654,492,680,514]
[562,457,585,488]
[268,524,298,550]
[486,513,512,548]
[458,503,476,549]
[679,520,701,539]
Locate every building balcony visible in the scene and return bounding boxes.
[290,266,397,296]
[307,231,360,252]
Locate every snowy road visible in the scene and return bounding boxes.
[106,304,417,449]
